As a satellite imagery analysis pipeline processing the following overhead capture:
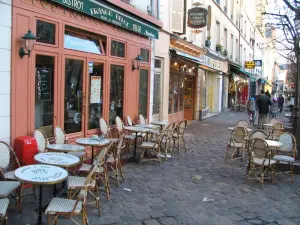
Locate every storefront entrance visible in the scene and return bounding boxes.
[184,77,194,120]
[35,53,107,139]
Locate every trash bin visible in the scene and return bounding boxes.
[14,136,38,166]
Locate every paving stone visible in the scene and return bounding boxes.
[248,219,265,224]
[150,210,165,219]
[158,217,178,225]
[143,219,161,225]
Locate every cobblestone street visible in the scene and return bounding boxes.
[8,112,300,225]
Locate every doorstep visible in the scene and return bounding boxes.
[202,112,220,120]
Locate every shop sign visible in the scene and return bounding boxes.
[187,7,208,28]
[36,68,52,101]
[201,55,228,73]
[52,0,159,39]
[254,60,262,67]
[90,76,101,104]
[245,61,255,69]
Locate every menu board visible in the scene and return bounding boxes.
[90,76,101,104]
[36,68,52,101]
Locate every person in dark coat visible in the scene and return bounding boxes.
[265,90,271,99]
[256,90,272,129]
[278,95,284,113]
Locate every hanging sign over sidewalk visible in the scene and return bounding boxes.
[187,7,208,28]
[51,0,159,39]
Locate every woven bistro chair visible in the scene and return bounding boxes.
[172,120,187,154]
[249,130,267,141]
[46,167,94,224]
[0,181,21,214]
[139,132,163,165]
[99,118,118,143]
[273,133,297,183]
[139,114,146,125]
[0,141,36,211]
[0,198,9,225]
[54,126,86,161]
[127,116,133,126]
[34,129,49,153]
[115,116,136,151]
[225,127,248,162]
[77,142,113,201]
[268,122,284,140]
[245,138,276,185]
[161,122,176,160]
[270,118,280,125]
[106,135,125,187]
[68,144,112,216]
[235,120,249,128]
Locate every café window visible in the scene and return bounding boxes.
[140,48,150,62]
[111,40,125,58]
[109,65,124,125]
[139,69,149,118]
[89,63,104,130]
[64,25,106,55]
[35,55,55,137]
[168,75,184,114]
[36,20,56,45]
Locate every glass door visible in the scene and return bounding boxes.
[184,77,194,120]
[64,58,85,134]
[87,61,104,130]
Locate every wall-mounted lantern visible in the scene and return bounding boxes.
[132,55,143,71]
[19,30,37,58]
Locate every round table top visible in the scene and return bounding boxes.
[123,126,149,133]
[263,124,273,127]
[76,138,110,147]
[47,144,85,152]
[14,165,68,185]
[135,124,158,129]
[228,127,252,132]
[34,152,80,168]
[266,140,283,148]
[151,121,169,126]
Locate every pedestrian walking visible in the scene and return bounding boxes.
[278,94,284,113]
[265,90,271,99]
[256,90,272,129]
[270,98,278,118]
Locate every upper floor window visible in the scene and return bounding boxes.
[140,48,150,62]
[36,20,56,45]
[171,0,186,34]
[111,40,125,58]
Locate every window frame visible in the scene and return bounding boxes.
[110,38,126,59]
[138,67,150,119]
[139,47,151,64]
[35,17,59,48]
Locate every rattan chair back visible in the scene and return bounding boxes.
[100,118,108,136]
[278,132,297,157]
[235,120,249,128]
[127,116,133,126]
[231,127,247,143]
[249,130,267,141]
[34,129,49,153]
[270,118,279,125]
[270,122,284,140]
[250,138,270,159]
[0,141,20,175]
[139,114,146,125]
[177,120,187,136]
[54,126,67,144]
[115,116,124,133]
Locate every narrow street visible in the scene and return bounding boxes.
[9,112,300,225]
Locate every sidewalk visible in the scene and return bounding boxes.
[8,112,300,225]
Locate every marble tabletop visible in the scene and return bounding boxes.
[228,127,252,132]
[34,152,80,168]
[75,138,110,147]
[266,140,283,148]
[47,144,85,152]
[14,165,68,185]
[151,121,169,126]
[123,126,150,133]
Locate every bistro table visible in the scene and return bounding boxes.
[34,152,80,168]
[76,138,110,163]
[135,124,158,129]
[266,140,283,148]
[47,144,85,153]
[228,127,252,132]
[14,165,68,225]
[123,126,149,162]
[151,121,169,130]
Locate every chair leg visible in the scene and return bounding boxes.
[95,186,101,217]
[290,163,294,183]
[115,160,119,188]
[32,185,37,201]
[119,160,125,183]
[260,166,264,186]
[47,215,51,225]
[177,137,180,154]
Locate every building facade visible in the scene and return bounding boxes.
[8,0,162,143]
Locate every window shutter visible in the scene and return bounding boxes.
[172,0,184,33]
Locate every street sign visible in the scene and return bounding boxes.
[245,61,255,69]
[254,60,262,67]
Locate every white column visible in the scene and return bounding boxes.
[0,0,12,144]
[149,38,155,123]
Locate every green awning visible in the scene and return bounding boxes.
[239,68,256,81]
[52,0,159,39]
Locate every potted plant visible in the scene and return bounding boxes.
[216,44,223,52]
[205,36,211,48]
[223,49,228,56]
